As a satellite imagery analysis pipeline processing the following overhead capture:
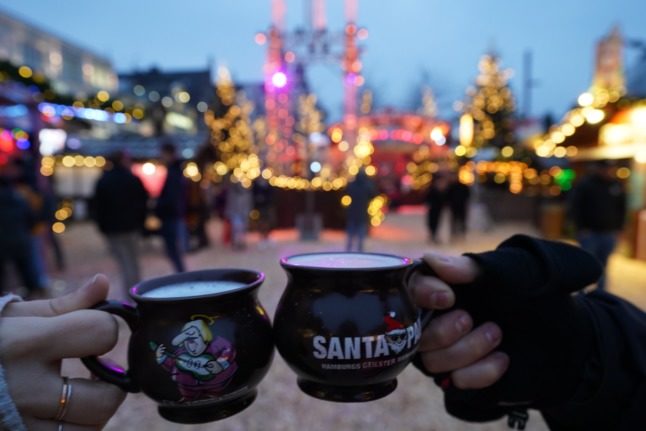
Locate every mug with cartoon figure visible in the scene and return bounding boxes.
[274,252,432,402]
[82,269,274,424]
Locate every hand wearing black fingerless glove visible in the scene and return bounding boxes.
[414,234,601,423]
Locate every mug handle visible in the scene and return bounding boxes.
[405,259,439,330]
[81,300,141,393]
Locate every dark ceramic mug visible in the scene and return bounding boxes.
[82,269,274,424]
[273,252,432,402]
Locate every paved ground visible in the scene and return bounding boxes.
[45,209,645,431]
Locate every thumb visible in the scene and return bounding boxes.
[422,252,481,285]
[3,274,110,317]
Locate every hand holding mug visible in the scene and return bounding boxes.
[409,253,509,389]
[409,235,606,424]
[274,252,434,402]
[0,274,126,430]
[82,269,274,424]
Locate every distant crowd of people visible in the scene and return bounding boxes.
[424,169,471,244]
[0,148,631,300]
[342,166,473,252]
[0,154,65,300]
[0,141,281,299]
[89,141,279,297]
[568,159,627,291]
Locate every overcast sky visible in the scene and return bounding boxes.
[1,0,645,122]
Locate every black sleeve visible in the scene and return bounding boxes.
[155,171,181,218]
[466,234,601,297]
[541,291,646,430]
[135,177,150,228]
[414,235,646,429]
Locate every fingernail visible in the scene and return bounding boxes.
[455,314,471,333]
[494,351,510,368]
[485,324,502,344]
[430,291,450,308]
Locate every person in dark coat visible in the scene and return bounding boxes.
[345,169,378,252]
[425,173,450,244]
[8,158,49,293]
[0,173,42,297]
[410,234,646,430]
[252,177,276,248]
[569,159,627,290]
[185,179,210,252]
[155,141,188,273]
[447,171,471,241]
[93,151,149,294]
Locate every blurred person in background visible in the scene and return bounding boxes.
[569,159,627,290]
[92,150,149,296]
[10,155,66,275]
[7,157,49,293]
[425,172,450,244]
[40,180,66,273]
[155,141,188,272]
[185,179,211,252]
[225,180,252,251]
[252,177,276,249]
[448,169,471,242]
[0,163,44,298]
[345,168,378,252]
[213,183,231,246]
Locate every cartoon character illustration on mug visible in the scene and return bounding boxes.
[151,315,238,402]
[82,268,274,424]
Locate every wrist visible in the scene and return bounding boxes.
[0,364,26,431]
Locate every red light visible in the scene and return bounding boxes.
[346,24,357,34]
[0,131,14,153]
[255,33,267,45]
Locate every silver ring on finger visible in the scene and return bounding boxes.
[54,376,73,421]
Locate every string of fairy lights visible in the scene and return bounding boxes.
[205,67,361,192]
[0,61,146,122]
[532,87,622,158]
[18,47,629,234]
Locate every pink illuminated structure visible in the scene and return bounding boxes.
[257,0,365,176]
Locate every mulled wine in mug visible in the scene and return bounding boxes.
[274,252,432,402]
[82,269,274,424]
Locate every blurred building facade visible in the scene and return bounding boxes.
[0,7,117,97]
[118,67,214,137]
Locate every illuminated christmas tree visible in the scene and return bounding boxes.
[204,67,260,188]
[462,53,516,152]
[296,93,325,137]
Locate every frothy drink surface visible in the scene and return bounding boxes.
[141,281,246,298]
[286,253,405,269]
